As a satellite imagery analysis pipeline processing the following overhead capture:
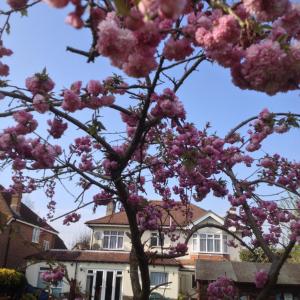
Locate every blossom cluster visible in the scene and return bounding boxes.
[41,266,65,285]
[0,42,12,77]
[207,276,237,300]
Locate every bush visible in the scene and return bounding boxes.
[0,268,26,295]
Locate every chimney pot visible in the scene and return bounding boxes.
[10,193,21,215]
[106,201,115,216]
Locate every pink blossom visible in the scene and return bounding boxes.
[63,212,81,225]
[47,118,68,139]
[87,80,104,96]
[65,12,84,29]
[7,0,28,9]
[163,38,193,61]
[207,276,237,300]
[0,62,9,77]
[33,94,49,113]
[62,89,81,112]
[96,14,137,68]
[232,40,299,95]
[243,0,290,21]
[43,0,69,8]
[25,72,55,95]
[254,269,268,288]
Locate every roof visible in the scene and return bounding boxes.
[53,235,68,250]
[195,260,300,285]
[0,189,58,233]
[26,250,180,267]
[86,200,208,227]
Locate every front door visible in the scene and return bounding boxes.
[86,270,123,300]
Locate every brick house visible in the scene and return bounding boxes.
[25,201,241,299]
[0,189,66,270]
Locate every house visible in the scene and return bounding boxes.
[195,260,300,300]
[25,201,241,299]
[0,188,67,270]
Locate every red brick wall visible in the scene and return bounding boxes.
[0,221,56,270]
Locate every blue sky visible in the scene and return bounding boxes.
[1,3,300,246]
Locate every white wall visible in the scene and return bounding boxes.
[26,261,179,299]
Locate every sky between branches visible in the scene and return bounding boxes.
[0,2,299,246]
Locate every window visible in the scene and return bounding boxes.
[37,267,63,297]
[150,232,164,247]
[32,228,40,243]
[193,233,228,253]
[43,240,50,251]
[103,231,124,249]
[150,272,168,287]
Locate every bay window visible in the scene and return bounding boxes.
[192,233,228,253]
[103,231,124,249]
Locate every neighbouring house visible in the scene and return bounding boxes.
[0,188,67,270]
[25,200,241,300]
[195,260,300,300]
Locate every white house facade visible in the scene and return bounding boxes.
[25,201,241,300]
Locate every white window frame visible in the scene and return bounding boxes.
[32,227,40,243]
[192,233,228,254]
[150,232,164,247]
[102,231,124,250]
[43,240,50,250]
[150,272,169,288]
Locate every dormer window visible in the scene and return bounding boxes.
[32,227,40,243]
[103,231,124,249]
[193,233,228,254]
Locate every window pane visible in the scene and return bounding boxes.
[214,239,221,252]
[103,236,109,248]
[110,236,117,249]
[105,271,113,300]
[115,276,122,300]
[150,236,157,247]
[207,237,213,252]
[200,238,206,252]
[118,231,124,236]
[86,276,94,300]
[150,272,168,286]
[104,231,110,235]
[117,236,123,249]
[193,238,198,252]
[94,271,103,300]
[111,231,117,235]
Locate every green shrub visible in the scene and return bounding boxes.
[0,268,26,294]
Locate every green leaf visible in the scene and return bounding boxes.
[20,9,28,17]
[114,0,131,16]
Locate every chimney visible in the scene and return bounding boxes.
[10,193,21,215]
[106,201,115,216]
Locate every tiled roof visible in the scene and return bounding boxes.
[86,200,208,227]
[26,250,180,266]
[196,260,300,285]
[0,189,58,233]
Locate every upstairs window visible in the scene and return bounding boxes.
[103,231,124,249]
[193,233,228,254]
[32,228,40,243]
[150,232,164,247]
[43,240,50,251]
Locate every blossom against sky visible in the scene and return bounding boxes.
[1,3,300,246]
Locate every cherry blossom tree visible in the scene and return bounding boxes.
[1,0,300,299]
